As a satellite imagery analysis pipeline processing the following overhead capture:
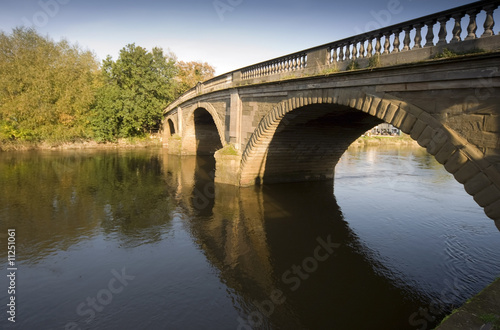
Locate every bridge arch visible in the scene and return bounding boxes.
[182,103,225,155]
[240,88,500,220]
[166,118,176,136]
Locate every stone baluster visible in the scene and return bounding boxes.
[338,45,344,62]
[465,9,480,40]
[383,32,391,54]
[345,43,351,60]
[450,13,464,43]
[331,47,338,64]
[402,27,411,51]
[358,40,365,58]
[352,41,358,60]
[366,38,373,58]
[375,35,382,55]
[481,4,497,37]
[424,20,436,47]
[437,17,449,45]
[392,29,401,53]
[413,24,423,48]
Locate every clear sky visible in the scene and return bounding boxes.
[0,0,474,75]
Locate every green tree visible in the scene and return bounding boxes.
[92,44,177,141]
[174,61,215,97]
[0,27,99,143]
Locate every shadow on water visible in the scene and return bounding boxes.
[168,154,434,329]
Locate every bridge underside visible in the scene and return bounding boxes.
[259,105,383,184]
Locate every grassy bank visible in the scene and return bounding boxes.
[0,136,163,152]
[350,134,420,147]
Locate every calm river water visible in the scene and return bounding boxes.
[0,146,499,330]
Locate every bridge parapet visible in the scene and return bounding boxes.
[238,0,500,82]
[165,0,500,114]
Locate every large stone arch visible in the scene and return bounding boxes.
[240,88,500,221]
[182,102,225,155]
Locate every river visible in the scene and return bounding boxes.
[0,146,499,329]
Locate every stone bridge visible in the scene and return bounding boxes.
[163,0,500,223]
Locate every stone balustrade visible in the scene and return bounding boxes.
[241,52,307,79]
[327,0,499,64]
[165,0,500,113]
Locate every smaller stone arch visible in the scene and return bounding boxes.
[167,118,176,136]
[182,103,225,155]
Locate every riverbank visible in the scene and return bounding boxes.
[0,136,163,152]
[349,134,420,147]
[1,134,421,152]
[436,277,500,329]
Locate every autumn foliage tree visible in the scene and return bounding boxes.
[174,61,215,97]
[0,28,216,145]
[0,28,99,142]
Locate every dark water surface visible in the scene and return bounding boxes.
[0,147,498,329]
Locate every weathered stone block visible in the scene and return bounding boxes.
[368,96,382,117]
[464,172,490,195]
[474,184,500,207]
[399,113,417,134]
[383,103,399,123]
[417,126,435,148]
[484,115,500,133]
[444,150,469,174]
[434,142,458,164]
[426,129,449,155]
[485,199,500,220]
[410,119,426,140]
[361,94,374,113]
[390,108,406,128]
[418,111,440,129]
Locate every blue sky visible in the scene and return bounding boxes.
[0,0,474,75]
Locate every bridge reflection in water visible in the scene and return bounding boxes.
[1,149,497,329]
[163,153,440,329]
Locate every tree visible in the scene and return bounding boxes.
[0,27,99,142]
[92,44,178,141]
[174,61,215,97]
